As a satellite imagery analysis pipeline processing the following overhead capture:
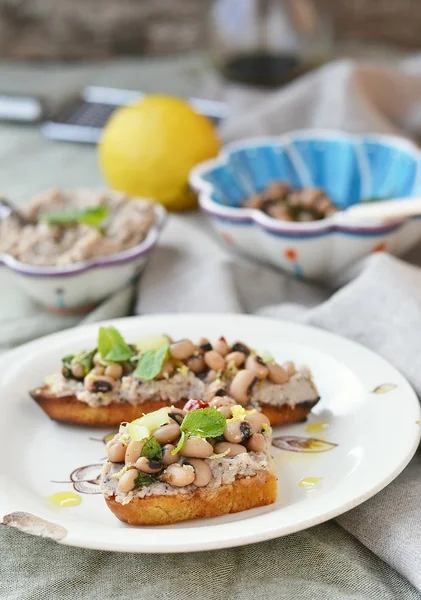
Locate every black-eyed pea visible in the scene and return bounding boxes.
[117,468,139,493]
[217,406,233,418]
[209,395,235,409]
[179,437,213,458]
[71,363,85,379]
[224,420,251,444]
[266,362,289,384]
[225,351,246,367]
[135,457,162,473]
[168,406,186,417]
[244,193,264,209]
[169,339,196,361]
[162,444,179,466]
[91,366,105,376]
[213,338,229,356]
[214,442,247,457]
[85,374,116,393]
[163,463,196,487]
[245,412,271,434]
[230,342,250,356]
[204,350,226,372]
[246,433,266,452]
[153,422,181,444]
[199,338,212,352]
[107,443,127,463]
[105,362,123,379]
[125,440,144,464]
[283,361,296,376]
[229,370,257,405]
[245,354,269,379]
[185,458,212,487]
[186,354,206,374]
[204,379,227,402]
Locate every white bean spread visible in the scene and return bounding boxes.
[44,332,319,410]
[0,188,155,266]
[100,404,273,505]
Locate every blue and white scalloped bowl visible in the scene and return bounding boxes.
[190,131,421,281]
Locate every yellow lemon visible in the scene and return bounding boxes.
[98,95,221,211]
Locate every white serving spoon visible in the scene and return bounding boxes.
[343,197,421,223]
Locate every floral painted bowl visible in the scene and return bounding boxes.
[189,131,421,281]
[0,203,166,313]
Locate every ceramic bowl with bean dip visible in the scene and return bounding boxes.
[0,188,166,312]
[190,130,421,281]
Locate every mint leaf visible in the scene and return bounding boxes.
[40,205,109,228]
[141,437,163,461]
[105,342,132,362]
[171,431,186,455]
[134,473,156,487]
[181,408,226,439]
[135,343,169,381]
[98,326,132,362]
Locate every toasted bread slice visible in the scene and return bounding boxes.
[30,385,319,427]
[104,470,277,526]
[30,385,185,427]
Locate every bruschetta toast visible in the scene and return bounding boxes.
[100,403,277,525]
[30,326,319,427]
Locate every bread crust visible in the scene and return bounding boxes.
[30,386,319,427]
[104,470,278,525]
[261,399,320,427]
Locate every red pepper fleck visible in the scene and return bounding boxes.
[184,399,210,412]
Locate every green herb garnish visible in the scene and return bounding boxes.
[61,354,75,379]
[135,343,169,381]
[134,473,156,487]
[105,343,133,362]
[40,205,109,228]
[98,326,133,362]
[181,408,227,438]
[171,409,226,455]
[141,437,163,461]
[73,349,96,374]
[172,431,187,455]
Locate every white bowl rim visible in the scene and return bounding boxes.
[189,129,421,235]
[0,202,167,278]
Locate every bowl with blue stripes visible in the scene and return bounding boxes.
[189,130,421,281]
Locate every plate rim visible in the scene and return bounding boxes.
[1,313,420,553]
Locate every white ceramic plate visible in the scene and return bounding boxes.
[0,314,419,553]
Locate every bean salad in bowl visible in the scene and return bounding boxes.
[190,131,421,281]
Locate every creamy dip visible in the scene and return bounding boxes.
[101,450,270,505]
[253,372,319,407]
[0,188,155,266]
[46,367,317,408]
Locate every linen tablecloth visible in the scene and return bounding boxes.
[2,55,421,600]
